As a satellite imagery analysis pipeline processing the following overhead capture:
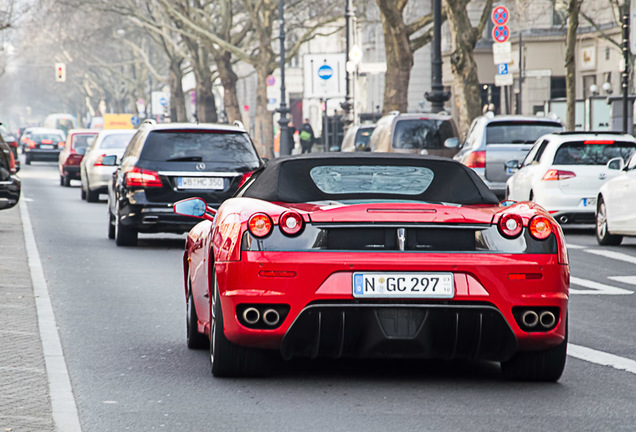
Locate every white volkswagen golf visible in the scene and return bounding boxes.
[596,150,636,245]
[506,132,636,225]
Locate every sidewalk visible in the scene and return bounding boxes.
[0,205,54,431]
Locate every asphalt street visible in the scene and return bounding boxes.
[2,160,636,432]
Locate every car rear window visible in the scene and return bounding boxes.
[139,130,260,164]
[355,127,374,148]
[100,132,136,149]
[553,141,636,165]
[33,133,64,142]
[73,134,97,151]
[310,165,434,195]
[486,121,562,144]
[393,119,455,150]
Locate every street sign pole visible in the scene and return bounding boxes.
[623,0,631,133]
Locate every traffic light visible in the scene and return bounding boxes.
[55,63,66,82]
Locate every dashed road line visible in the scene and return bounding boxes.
[585,248,636,265]
[568,344,636,375]
[570,276,633,295]
[20,200,82,432]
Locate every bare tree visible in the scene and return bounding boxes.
[445,0,493,135]
[565,0,584,131]
[375,0,436,114]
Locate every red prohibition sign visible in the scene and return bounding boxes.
[491,6,509,25]
[492,25,510,43]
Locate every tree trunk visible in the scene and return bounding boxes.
[377,0,413,114]
[565,0,583,131]
[215,51,241,124]
[169,60,187,122]
[254,63,275,158]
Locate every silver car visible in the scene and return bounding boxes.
[454,114,564,199]
[80,129,136,202]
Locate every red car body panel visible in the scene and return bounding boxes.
[184,199,569,355]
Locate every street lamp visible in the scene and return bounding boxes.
[340,0,354,127]
[424,0,450,112]
[278,0,291,156]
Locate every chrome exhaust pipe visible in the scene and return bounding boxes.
[539,311,556,328]
[521,310,539,328]
[262,309,280,326]
[558,215,569,224]
[242,307,260,325]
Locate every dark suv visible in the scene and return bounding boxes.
[107,121,263,246]
[0,137,21,210]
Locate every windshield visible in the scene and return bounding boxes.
[33,133,64,142]
[354,127,374,148]
[393,119,455,149]
[140,130,260,165]
[99,131,136,149]
[310,165,435,195]
[73,134,98,151]
[553,141,636,165]
[486,121,562,144]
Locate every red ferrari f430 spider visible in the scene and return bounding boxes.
[174,153,569,380]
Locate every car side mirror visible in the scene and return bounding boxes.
[443,137,459,149]
[101,155,118,166]
[606,157,624,171]
[173,198,216,221]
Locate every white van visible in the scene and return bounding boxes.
[43,113,78,137]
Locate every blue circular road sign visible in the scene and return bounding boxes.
[317,64,334,80]
[131,116,140,127]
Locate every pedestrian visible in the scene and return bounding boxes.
[299,118,315,154]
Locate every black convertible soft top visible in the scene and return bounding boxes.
[241,153,499,205]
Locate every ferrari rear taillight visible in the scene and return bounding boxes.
[465,151,486,168]
[237,171,254,189]
[279,211,303,236]
[498,213,523,239]
[542,169,576,181]
[94,154,107,166]
[248,213,272,238]
[124,167,163,187]
[528,215,552,240]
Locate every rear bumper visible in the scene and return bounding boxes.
[86,166,116,191]
[119,202,198,234]
[62,165,81,179]
[214,251,569,358]
[25,149,61,160]
[534,186,597,224]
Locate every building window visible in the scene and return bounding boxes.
[551,76,566,99]
[553,0,568,26]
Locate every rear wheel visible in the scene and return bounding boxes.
[25,154,31,165]
[80,182,87,200]
[115,209,138,246]
[186,271,208,349]
[596,198,622,246]
[210,271,270,377]
[501,319,568,382]
[107,211,116,239]
[63,175,71,187]
[59,175,64,186]
[86,180,99,202]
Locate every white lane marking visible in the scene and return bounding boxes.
[570,276,634,295]
[566,243,585,249]
[608,276,636,286]
[20,200,82,432]
[585,248,636,265]
[568,344,636,375]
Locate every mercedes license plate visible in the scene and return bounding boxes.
[353,272,454,299]
[177,177,224,190]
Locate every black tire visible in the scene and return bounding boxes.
[210,272,269,377]
[63,175,71,187]
[501,319,568,382]
[25,154,31,165]
[115,212,138,246]
[107,211,116,239]
[186,271,208,349]
[596,197,622,246]
[80,183,87,200]
[59,175,64,186]
[86,188,99,203]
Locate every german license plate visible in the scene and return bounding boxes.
[581,197,596,207]
[353,272,454,299]
[40,144,54,149]
[177,177,224,190]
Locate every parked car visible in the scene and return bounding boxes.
[454,114,564,199]
[58,129,99,186]
[0,123,20,172]
[22,127,66,165]
[173,152,569,381]
[80,129,136,202]
[0,138,20,210]
[506,132,636,225]
[368,112,460,157]
[340,124,375,152]
[595,150,636,245]
[106,121,263,246]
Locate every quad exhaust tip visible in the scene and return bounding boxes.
[539,311,556,328]
[521,310,539,328]
[242,307,260,325]
[262,309,281,326]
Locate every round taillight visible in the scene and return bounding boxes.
[498,213,523,239]
[529,216,552,240]
[279,211,304,236]
[248,213,273,238]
